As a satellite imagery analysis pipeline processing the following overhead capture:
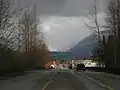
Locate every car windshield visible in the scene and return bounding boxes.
[0,0,119,90]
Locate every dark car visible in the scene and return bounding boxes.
[76,64,85,71]
[49,66,55,69]
[69,64,72,69]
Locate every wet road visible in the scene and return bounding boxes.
[0,69,120,90]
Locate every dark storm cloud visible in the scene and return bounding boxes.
[16,0,106,16]
[15,0,106,51]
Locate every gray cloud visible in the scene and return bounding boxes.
[16,0,106,51]
[16,0,106,16]
[41,14,105,51]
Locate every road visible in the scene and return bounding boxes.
[0,69,120,90]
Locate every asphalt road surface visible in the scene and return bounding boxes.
[0,69,120,90]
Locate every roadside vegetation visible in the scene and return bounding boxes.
[0,0,50,73]
[87,0,120,73]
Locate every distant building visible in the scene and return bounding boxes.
[50,51,74,60]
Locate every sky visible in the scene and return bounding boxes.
[16,0,107,51]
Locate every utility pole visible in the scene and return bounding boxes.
[33,3,37,52]
[113,28,117,68]
[18,0,21,52]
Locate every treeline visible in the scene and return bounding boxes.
[0,0,50,71]
[92,0,120,69]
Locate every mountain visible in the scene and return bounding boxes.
[68,34,97,59]
[68,30,113,59]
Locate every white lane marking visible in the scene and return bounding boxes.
[78,72,114,90]
[69,70,75,75]
[86,70,120,79]
[102,72,120,79]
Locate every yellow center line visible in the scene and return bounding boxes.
[42,80,51,90]
[42,71,56,90]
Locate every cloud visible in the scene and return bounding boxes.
[41,16,90,51]
[15,0,106,51]
[40,12,106,51]
[16,0,105,16]
[41,18,61,32]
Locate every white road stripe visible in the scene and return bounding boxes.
[69,70,75,75]
[78,72,114,90]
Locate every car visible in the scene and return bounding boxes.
[76,64,85,71]
[50,65,56,69]
[69,66,72,69]
[69,64,72,69]
[50,66,55,69]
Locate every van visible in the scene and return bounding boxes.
[76,64,85,71]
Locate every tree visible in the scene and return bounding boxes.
[0,0,16,60]
[84,0,102,51]
[106,0,120,68]
[101,34,115,68]
[19,8,38,52]
[17,7,50,68]
[0,2,50,70]
[84,0,104,65]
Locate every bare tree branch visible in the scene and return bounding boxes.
[84,0,103,54]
